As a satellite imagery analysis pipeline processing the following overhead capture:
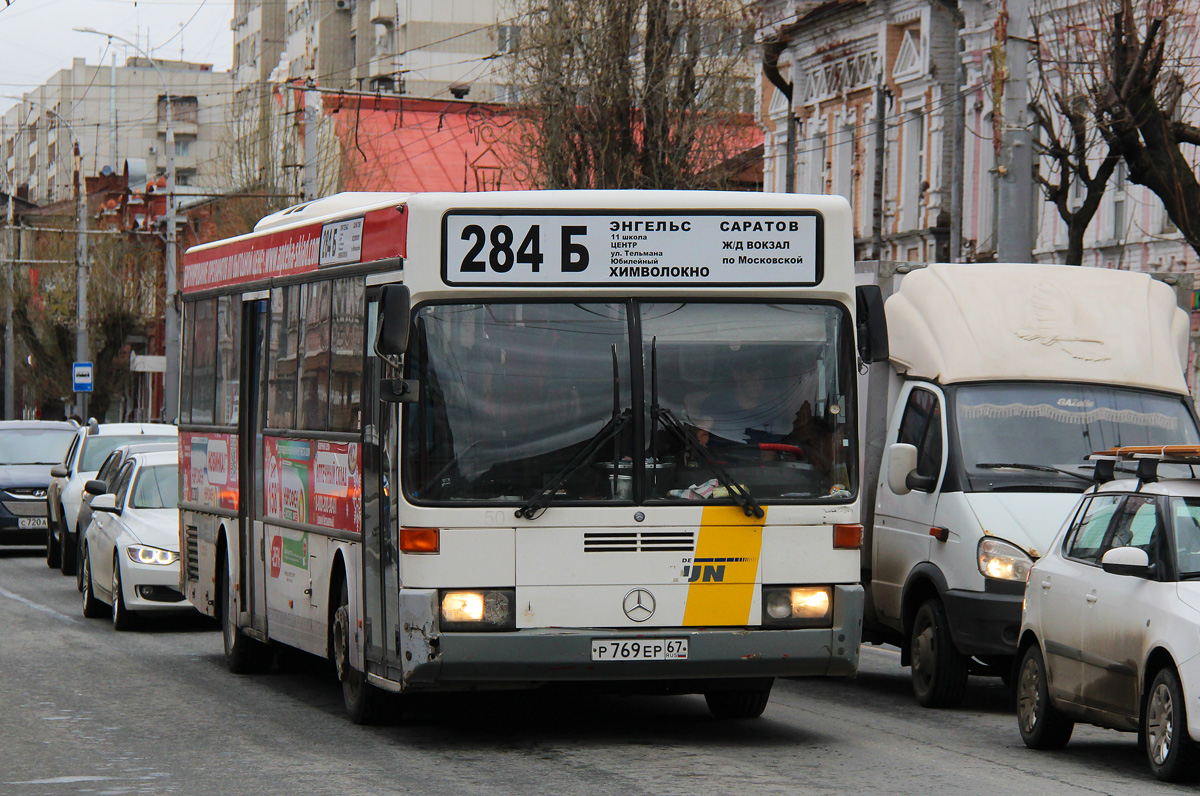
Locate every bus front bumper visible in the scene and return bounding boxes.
[402,584,863,686]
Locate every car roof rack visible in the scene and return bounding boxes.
[1088,445,1200,487]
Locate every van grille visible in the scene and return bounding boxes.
[583,531,695,553]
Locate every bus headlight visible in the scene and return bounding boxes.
[126,545,179,566]
[439,589,516,631]
[977,538,1033,582]
[761,586,833,627]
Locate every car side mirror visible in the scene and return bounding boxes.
[50,464,69,479]
[91,493,120,514]
[1100,546,1152,577]
[83,479,108,496]
[887,443,918,495]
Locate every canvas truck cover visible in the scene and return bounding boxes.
[885,263,1190,394]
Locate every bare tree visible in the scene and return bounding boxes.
[1091,0,1200,258]
[1029,2,1122,264]
[507,0,760,190]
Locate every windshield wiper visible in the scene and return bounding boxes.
[654,406,764,519]
[975,462,1096,484]
[516,345,630,520]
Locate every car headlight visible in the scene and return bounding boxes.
[761,586,833,627]
[126,545,179,566]
[977,538,1033,582]
[438,589,515,631]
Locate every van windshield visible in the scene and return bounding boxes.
[955,383,1200,492]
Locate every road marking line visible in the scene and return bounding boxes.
[0,585,79,624]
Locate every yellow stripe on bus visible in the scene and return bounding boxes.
[681,505,766,626]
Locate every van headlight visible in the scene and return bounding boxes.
[977,538,1033,582]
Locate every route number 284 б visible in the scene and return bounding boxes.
[458,224,590,274]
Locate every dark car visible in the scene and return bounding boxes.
[0,420,78,545]
[74,440,178,590]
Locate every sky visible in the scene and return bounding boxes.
[0,0,234,115]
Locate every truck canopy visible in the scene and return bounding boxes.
[886,263,1190,394]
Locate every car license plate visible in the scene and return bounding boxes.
[591,638,688,661]
[18,517,47,529]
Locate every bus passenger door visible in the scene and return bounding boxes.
[362,295,400,672]
[240,297,269,634]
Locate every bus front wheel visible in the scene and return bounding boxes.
[220,548,271,674]
[704,679,773,719]
[333,578,397,725]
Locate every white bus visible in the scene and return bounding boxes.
[179,190,885,723]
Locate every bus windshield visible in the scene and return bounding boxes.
[956,383,1200,491]
[403,301,855,505]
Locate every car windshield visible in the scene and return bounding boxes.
[81,435,175,472]
[1170,497,1200,578]
[0,428,76,464]
[130,465,178,509]
[402,300,854,505]
[956,383,1200,491]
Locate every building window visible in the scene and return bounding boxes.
[497,24,521,54]
[158,96,199,125]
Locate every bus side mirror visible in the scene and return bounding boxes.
[856,285,889,364]
[375,284,419,403]
[375,284,412,358]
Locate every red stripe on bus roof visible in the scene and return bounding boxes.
[182,206,405,294]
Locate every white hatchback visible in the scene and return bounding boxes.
[1017,446,1200,781]
[80,450,194,629]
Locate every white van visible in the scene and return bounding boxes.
[857,262,1199,707]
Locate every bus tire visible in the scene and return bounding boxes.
[333,578,395,725]
[704,679,773,719]
[910,598,969,708]
[220,548,271,674]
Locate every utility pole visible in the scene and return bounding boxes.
[997,0,1034,262]
[109,51,117,170]
[3,117,13,421]
[74,140,89,420]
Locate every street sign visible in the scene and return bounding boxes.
[73,362,94,393]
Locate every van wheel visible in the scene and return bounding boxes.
[60,527,77,576]
[1016,644,1073,749]
[220,549,271,673]
[75,530,87,592]
[1146,666,1199,782]
[334,579,395,724]
[910,599,969,708]
[704,679,773,719]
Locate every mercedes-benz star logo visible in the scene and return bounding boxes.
[622,588,656,622]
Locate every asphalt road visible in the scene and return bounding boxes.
[0,547,1189,796]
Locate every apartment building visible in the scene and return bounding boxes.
[231,0,511,101]
[2,56,234,205]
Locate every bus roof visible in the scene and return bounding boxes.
[183,189,853,296]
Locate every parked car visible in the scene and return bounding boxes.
[74,440,178,591]
[0,420,77,546]
[46,420,176,575]
[80,450,192,629]
[1017,445,1200,781]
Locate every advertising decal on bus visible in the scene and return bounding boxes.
[264,438,362,533]
[181,432,239,511]
[442,210,822,286]
[183,206,405,292]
